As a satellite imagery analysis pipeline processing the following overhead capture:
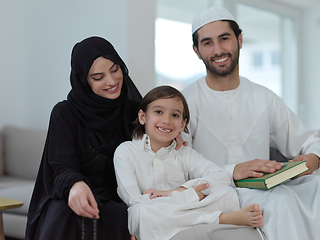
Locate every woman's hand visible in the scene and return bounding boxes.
[68,181,100,219]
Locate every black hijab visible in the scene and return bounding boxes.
[67,36,142,156]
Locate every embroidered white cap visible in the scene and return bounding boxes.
[192,6,236,34]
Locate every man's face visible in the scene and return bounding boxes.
[193,21,243,77]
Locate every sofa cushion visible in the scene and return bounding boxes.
[3,126,47,179]
[3,213,27,239]
[0,176,34,215]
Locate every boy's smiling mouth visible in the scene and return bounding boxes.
[157,126,172,133]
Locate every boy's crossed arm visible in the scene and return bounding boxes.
[144,183,209,201]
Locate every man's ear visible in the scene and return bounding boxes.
[138,109,146,125]
[238,33,243,49]
[193,45,202,59]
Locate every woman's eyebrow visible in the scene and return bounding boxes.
[89,72,103,77]
[109,63,117,70]
[89,63,117,77]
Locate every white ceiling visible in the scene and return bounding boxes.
[158,0,320,12]
[157,0,320,35]
[275,0,320,8]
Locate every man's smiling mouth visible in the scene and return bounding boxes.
[214,56,229,63]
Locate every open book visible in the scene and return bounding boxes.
[235,161,309,190]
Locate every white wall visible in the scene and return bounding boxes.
[127,0,156,97]
[0,2,25,128]
[0,0,156,130]
[299,5,320,129]
[0,0,319,131]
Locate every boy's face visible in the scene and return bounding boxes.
[138,97,187,152]
[193,20,243,77]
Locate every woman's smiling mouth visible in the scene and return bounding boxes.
[104,83,119,92]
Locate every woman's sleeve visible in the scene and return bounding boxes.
[42,103,86,200]
[114,143,199,207]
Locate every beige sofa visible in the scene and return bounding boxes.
[0,126,261,240]
[0,126,46,239]
[0,125,318,239]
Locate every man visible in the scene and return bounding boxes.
[182,6,320,240]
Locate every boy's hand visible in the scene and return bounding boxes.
[143,186,187,199]
[143,188,171,199]
[193,183,210,201]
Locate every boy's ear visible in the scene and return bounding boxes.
[180,118,187,132]
[138,109,146,125]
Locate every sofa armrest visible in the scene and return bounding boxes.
[3,125,47,179]
[270,129,320,162]
[0,129,4,176]
[269,147,288,162]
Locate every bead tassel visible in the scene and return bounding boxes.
[81,216,97,239]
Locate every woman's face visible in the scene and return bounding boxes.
[87,57,123,99]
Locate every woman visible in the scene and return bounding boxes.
[25,36,142,239]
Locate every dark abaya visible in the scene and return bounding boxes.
[25,37,142,240]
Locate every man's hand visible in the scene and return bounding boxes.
[193,183,210,201]
[233,159,284,180]
[68,181,99,219]
[290,153,319,177]
[143,187,187,199]
[175,133,188,150]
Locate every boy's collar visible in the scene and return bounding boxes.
[133,134,177,153]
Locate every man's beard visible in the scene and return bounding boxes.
[202,46,240,77]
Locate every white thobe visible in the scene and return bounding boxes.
[182,76,320,240]
[114,135,240,240]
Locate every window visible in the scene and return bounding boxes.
[155,0,213,90]
[271,50,281,66]
[155,18,205,90]
[252,52,263,67]
[237,4,290,97]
